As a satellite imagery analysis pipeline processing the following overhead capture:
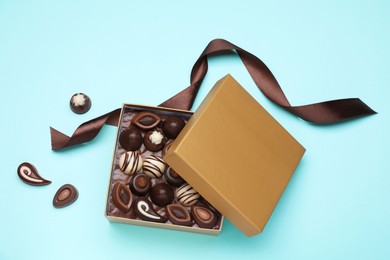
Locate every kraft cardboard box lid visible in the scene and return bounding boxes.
[164,74,305,236]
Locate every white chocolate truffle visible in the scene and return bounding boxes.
[149,130,164,145]
[143,155,166,178]
[119,151,143,175]
[176,183,200,206]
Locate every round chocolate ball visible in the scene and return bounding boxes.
[162,116,185,139]
[144,129,166,152]
[150,183,174,207]
[69,93,91,114]
[129,174,151,196]
[119,128,142,151]
[164,167,185,187]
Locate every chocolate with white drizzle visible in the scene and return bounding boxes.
[143,155,166,178]
[134,198,167,223]
[119,151,143,175]
[17,162,51,186]
[176,183,200,207]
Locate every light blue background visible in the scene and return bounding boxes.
[1,1,389,259]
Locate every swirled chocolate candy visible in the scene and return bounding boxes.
[191,205,217,229]
[162,116,185,139]
[119,127,142,151]
[17,162,51,186]
[143,155,166,178]
[176,183,200,206]
[164,167,185,187]
[166,204,192,226]
[112,182,133,213]
[129,174,151,196]
[69,93,91,114]
[134,197,167,223]
[150,183,174,207]
[119,151,143,175]
[53,184,78,208]
[132,111,161,130]
[144,129,166,152]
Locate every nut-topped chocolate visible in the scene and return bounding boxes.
[119,127,143,151]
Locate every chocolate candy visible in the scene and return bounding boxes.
[166,204,192,226]
[150,183,174,207]
[17,162,51,186]
[164,167,185,187]
[129,174,151,196]
[119,151,143,175]
[143,155,166,178]
[119,127,142,151]
[144,129,166,152]
[176,183,200,206]
[53,184,78,208]
[191,205,217,229]
[112,182,133,213]
[162,116,185,139]
[162,140,173,157]
[69,93,91,114]
[132,111,161,130]
[134,197,167,223]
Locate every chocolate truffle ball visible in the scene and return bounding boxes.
[164,167,185,187]
[69,93,91,114]
[129,174,151,196]
[144,129,166,152]
[119,151,143,175]
[150,183,174,207]
[176,183,200,206]
[119,128,143,151]
[162,116,185,139]
[143,155,166,178]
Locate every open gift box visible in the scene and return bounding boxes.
[105,74,305,236]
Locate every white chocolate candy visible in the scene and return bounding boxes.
[149,130,163,145]
[143,155,166,178]
[176,183,200,206]
[71,94,86,107]
[119,151,143,175]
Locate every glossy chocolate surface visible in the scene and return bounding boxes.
[129,174,151,196]
[134,197,167,223]
[166,204,192,226]
[164,167,185,187]
[17,162,51,186]
[150,182,174,207]
[162,116,185,139]
[143,129,166,152]
[191,205,218,229]
[69,93,91,114]
[112,182,132,213]
[119,127,143,151]
[53,184,78,208]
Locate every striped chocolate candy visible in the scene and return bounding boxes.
[176,183,200,206]
[119,151,143,175]
[142,155,166,178]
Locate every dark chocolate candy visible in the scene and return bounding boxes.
[129,174,151,196]
[112,182,133,213]
[69,93,91,114]
[17,162,51,186]
[162,140,173,157]
[143,129,166,152]
[143,155,166,178]
[134,197,167,223]
[150,182,174,207]
[119,127,142,151]
[166,204,192,226]
[53,184,78,208]
[164,167,185,187]
[191,205,217,229]
[162,116,185,139]
[132,111,161,130]
[176,183,200,206]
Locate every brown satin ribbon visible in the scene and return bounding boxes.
[50,39,376,150]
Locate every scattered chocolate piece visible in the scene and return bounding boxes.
[112,182,133,213]
[119,151,143,175]
[162,116,185,139]
[53,184,78,208]
[164,167,185,187]
[69,93,91,114]
[166,204,192,226]
[132,112,161,130]
[17,162,51,186]
[143,155,166,178]
[134,197,167,223]
[191,205,217,229]
[144,129,166,152]
[176,183,200,206]
[129,174,151,196]
[119,127,143,151]
[150,183,174,207]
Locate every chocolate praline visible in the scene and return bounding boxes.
[150,183,174,207]
[164,167,185,187]
[162,116,185,139]
[143,129,166,152]
[69,93,91,114]
[134,197,167,223]
[119,127,143,151]
[129,174,151,196]
[191,205,218,229]
[166,204,192,226]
